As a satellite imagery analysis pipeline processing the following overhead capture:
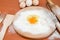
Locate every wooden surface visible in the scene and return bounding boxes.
[0,0,60,40]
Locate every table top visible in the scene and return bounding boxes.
[0,0,60,40]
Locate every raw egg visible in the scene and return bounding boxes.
[13,6,56,39]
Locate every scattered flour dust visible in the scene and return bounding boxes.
[8,25,16,34]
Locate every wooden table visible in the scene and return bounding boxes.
[0,0,60,40]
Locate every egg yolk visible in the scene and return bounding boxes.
[27,15,38,24]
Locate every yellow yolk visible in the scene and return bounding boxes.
[27,15,38,24]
